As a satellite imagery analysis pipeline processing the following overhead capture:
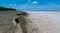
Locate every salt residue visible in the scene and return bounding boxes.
[27,11,60,33]
[13,11,60,33]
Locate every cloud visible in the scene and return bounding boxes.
[15,3,60,11]
[9,4,16,6]
[32,1,38,4]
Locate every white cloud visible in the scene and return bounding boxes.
[14,4,16,6]
[9,4,12,6]
[32,1,38,4]
[9,4,16,6]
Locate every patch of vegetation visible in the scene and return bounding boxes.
[0,6,16,11]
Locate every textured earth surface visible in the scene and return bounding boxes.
[13,11,60,33]
[0,11,60,33]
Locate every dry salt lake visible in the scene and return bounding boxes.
[0,11,60,33]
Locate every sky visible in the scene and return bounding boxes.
[0,0,60,11]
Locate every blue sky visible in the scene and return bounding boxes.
[0,0,60,10]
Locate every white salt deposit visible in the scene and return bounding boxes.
[27,11,60,33]
[13,11,60,33]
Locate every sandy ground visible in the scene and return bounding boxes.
[13,11,60,33]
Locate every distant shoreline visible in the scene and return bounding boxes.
[24,11,60,12]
